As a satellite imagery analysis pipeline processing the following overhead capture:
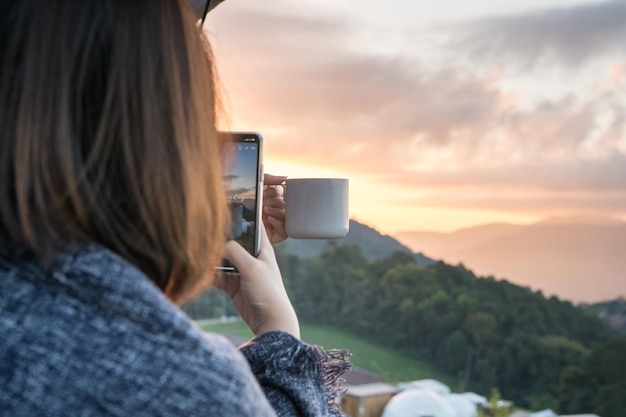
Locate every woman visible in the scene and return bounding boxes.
[0,0,349,415]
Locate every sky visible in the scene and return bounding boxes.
[225,142,259,200]
[204,0,626,233]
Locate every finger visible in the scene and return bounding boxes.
[264,174,287,186]
[263,186,283,200]
[264,195,285,206]
[266,216,287,240]
[263,205,285,220]
[264,198,285,212]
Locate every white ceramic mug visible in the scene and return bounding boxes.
[282,178,349,239]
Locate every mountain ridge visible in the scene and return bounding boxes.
[395,216,626,303]
[277,219,435,266]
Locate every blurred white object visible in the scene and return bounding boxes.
[458,392,488,407]
[396,379,451,396]
[382,389,456,417]
[529,410,558,417]
[443,393,477,417]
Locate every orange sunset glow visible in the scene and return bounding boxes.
[205,0,626,235]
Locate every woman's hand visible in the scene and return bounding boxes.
[213,224,300,339]
[262,174,287,244]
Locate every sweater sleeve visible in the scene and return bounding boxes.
[240,332,351,417]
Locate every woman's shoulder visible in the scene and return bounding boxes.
[0,245,273,416]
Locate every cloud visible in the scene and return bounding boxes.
[597,60,626,89]
[206,2,626,216]
[227,187,253,195]
[428,189,626,216]
[453,0,626,67]
[400,191,626,216]
[208,5,504,161]
[388,150,626,191]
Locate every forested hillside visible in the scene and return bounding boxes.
[277,219,434,265]
[184,243,626,416]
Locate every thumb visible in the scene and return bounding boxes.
[223,240,254,272]
[255,220,277,263]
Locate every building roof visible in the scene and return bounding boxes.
[345,367,379,386]
[345,382,398,398]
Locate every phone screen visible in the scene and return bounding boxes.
[220,132,263,271]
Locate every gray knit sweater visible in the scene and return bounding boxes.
[0,246,350,416]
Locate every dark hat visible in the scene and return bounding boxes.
[187,0,227,18]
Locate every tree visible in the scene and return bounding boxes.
[276,243,613,410]
[477,389,510,417]
[588,336,626,417]
[463,311,499,392]
[558,366,594,414]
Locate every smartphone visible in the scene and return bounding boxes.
[218,132,263,272]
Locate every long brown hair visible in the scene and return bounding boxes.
[0,0,228,302]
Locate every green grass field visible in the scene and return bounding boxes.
[200,320,454,387]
